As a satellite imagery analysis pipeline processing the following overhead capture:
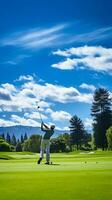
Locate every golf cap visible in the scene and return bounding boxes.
[51,125,55,129]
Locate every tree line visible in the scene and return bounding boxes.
[0,133,28,152]
[0,132,91,153]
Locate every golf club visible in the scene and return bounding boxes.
[36,101,43,124]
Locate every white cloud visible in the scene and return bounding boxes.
[52,46,112,73]
[109,92,112,99]
[80,83,96,92]
[0,118,17,127]
[52,58,75,70]
[55,126,70,131]
[0,91,11,101]
[2,76,112,128]
[84,118,93,130]
[0,79,93,115]
[11,114,40,127]
[63,126,70,131]
[15,75,34,82]
[45,108,53,114]
[1,83,17,94]
[74,93,93,103]
[52,49,70,57]
[53,46,107,57]
[50,110,72,121]
[24,111,47,120]
[0,82,50,113]
[0,77,95,128]
[22,81,81,103]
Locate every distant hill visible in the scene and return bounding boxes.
[0,125,69,139]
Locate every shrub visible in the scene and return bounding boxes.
[106,127,112,150]
[0,141,10,152]
[16,142,22,152]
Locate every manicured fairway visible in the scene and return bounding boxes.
[0,151,112,200]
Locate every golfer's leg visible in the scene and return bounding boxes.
[40,140,45,159]
[38,140,45,164]
[46,142,50,163]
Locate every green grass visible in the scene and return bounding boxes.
[0,151,112,200]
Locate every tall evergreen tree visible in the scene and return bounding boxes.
[16,142,22,152]
[91,88,112,150]
[11,134,17,146]
[17,139,20,143]
[21,134,24,143]
[106,127,112,150]
[69,115,85,150]
[6,133,11,144]
[24,133,28,141]
[1,133,5,140]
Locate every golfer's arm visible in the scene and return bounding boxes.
[43,123,50,130]
[43,124,49,130]
[41,123,49,131]
[41,123,45,131]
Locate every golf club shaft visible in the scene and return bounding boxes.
[38,109,43,123]
[36,101,43,123]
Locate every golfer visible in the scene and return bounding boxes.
[38,122,55,165]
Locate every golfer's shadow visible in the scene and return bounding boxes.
[50,163,60,166]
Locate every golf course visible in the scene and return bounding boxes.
[0,151,112,200]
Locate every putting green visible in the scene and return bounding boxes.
[0,151,112,200]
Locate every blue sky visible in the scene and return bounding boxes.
[0,0,112,130]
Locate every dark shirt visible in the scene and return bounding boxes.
[41,124,54,139]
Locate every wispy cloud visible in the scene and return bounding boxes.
[52,46,112,73]
[1,24,68,50]
[3,55,30,65]
[1,24,112,51]
[52,25,112,46]
[67,26,112,44]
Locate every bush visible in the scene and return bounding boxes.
[0,141,11,152]
[10,145,15,152]
[80,146,92,151]
[65,145,71,152]
[106,127,112,150]
[22,140,30,151]
[16,142,22,152]
[22,134,41,153]
[50,138,67,153]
